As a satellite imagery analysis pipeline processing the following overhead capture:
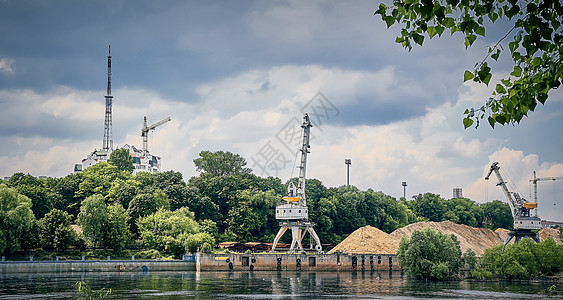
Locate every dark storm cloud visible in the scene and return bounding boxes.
[0,0,513,127]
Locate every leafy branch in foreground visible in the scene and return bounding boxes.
[375,0,562,129]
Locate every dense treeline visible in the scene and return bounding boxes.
[0,150,512,257]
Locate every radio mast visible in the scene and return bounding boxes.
[102,45,113,151]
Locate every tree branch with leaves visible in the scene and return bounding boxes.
[375,0,562,128]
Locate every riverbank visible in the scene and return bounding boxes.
[0,258,196,273]
[196,253,401,272]
[1,253,400,273]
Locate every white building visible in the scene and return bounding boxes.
[74,149,110,173]
[74,144,162,175]
[121,144,162,175]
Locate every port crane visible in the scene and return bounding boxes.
[141,116,171,154]
[271,113,322,253]
[530,171,561,205]
[485,162,541,245]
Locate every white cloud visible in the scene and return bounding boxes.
[0,57,14,75]
[1,64,561,223]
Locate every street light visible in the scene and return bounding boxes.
[402,181,407,199]
[345,159,351,186]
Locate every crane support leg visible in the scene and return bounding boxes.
[504,229,540,248]
[271,226,288,252]
[306,226,323,252]
[289,226,303,252]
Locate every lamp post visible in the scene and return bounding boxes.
[402,181,407,199]
[345,159,351,186]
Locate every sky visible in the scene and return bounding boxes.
[0,0,561,221]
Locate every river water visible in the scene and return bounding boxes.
[0,271,558,299]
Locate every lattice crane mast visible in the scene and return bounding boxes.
[530,171,561,205]
[485,162,541,245]
[141,116,171,154]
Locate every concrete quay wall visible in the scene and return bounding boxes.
[196,253,400,272]
[0,260,195,273]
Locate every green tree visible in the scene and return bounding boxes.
[8,173,61,219]
[187,172,262,231]
[44,173,83,217]
[127,191,169,234]
[375,0,562,129]
[443,198,483,227]
[199,219,219,241]
[106,178,140,208]
[226,189,278,242]
[108,148,134,173]
[463,248,478,271]
[76,163,130,200]
[193,150,252,176]
[39,208,75,251]
[358,190,414,233]
[409,193,447,222]
[77,195,108,248]
[397,227,463,280]
[0,184,38,254]
[137,207,214,257]
[314,196,340,244]
[77,194,130,250]
[104,204,130,251]
[481,200,513,230]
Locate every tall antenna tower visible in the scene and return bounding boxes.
[102,45,114,151]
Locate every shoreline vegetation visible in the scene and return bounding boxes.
[1,150,561,283]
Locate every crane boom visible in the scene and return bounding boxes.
[141,116,171,154]
[485,162,541,243]
[485,162,518,217]
[282,113,312,205]
[296,113,312,203]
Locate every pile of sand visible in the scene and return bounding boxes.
[329,221,562,256]
[327,225,400,254]
[390,221,503,256]
[538,227,562,244]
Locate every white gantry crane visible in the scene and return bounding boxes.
[485,162,541,245]
[141,116,171,154]
[530,171,561,204]
[271,113,322,253]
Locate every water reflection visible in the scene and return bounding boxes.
[0,270,558,299]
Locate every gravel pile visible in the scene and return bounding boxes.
[327,225,400,254]
[328,221,561,256]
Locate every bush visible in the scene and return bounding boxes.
[462,249,478,271]
[397,227,462,280]
[201,242,213,253]
[133,249,162,259]
[481,238,563,279]
[470,269,494,280]
[183,232,215,254]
